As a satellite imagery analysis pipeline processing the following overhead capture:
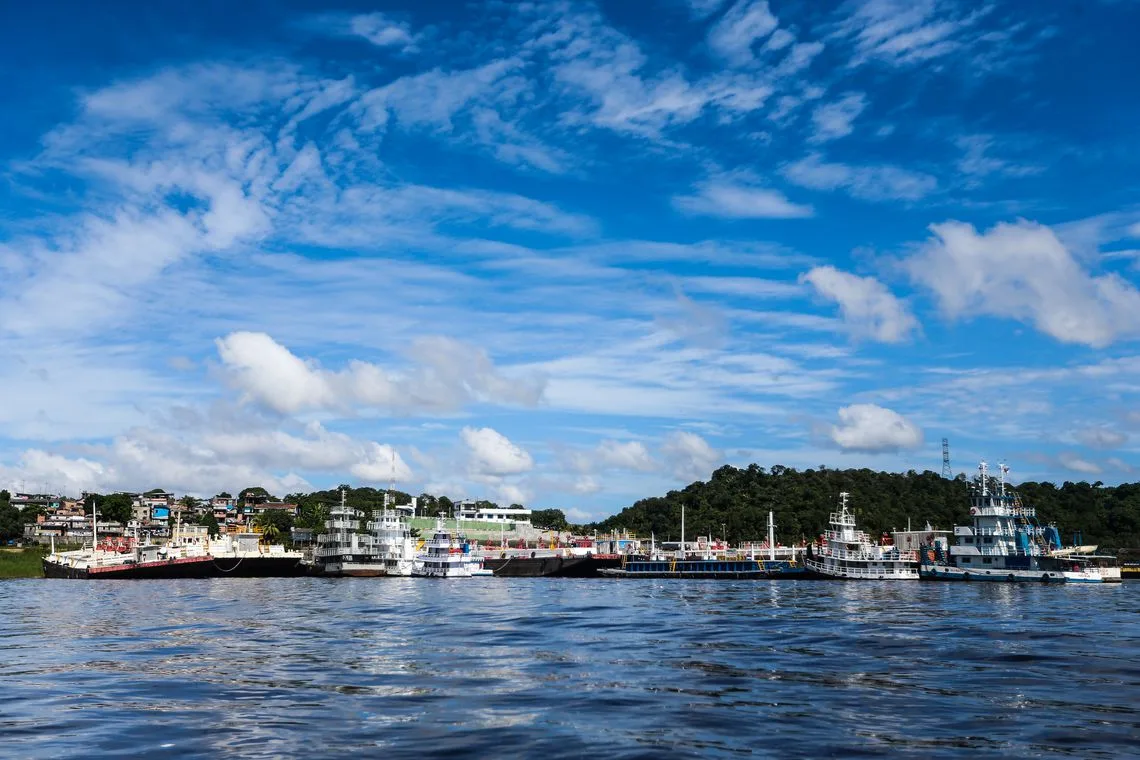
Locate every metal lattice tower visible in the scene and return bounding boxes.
[941,438,952,479]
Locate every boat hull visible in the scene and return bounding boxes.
[920,564,1121,583]
[804,557,919,580]
[43,555,308,579]
[482,555,621,578]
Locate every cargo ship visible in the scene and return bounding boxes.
[600,510,811,579]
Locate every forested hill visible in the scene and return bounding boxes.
[590,465,1140,549]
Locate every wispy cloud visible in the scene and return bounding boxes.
[808,92,866,143]
[781,153,937,201]
[673,174,813,219]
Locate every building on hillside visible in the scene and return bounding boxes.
[10,493,64,511]
[251,501,299,517]
[455,500,532,524]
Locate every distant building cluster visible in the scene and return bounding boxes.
[20,490,299,545]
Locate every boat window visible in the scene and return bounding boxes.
[961,557,971,563]
[963,537,973,543]
[982,557,992,563]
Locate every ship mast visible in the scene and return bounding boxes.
[979,461,989,496]
[768,511,775,562]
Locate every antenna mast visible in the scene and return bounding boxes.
[941,438,952,479]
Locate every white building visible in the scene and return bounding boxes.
[455,500,532,524]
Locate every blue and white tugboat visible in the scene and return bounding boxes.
[920,462,1121,584]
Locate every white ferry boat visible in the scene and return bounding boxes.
[311,490,385,577]
[413,516,477,578]
[371,495,417,577]
[920,462,1122,584]
[804,493,919,580]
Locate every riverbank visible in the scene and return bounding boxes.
[0,547,46,579]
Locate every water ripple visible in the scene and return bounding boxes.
[0,579,1137,758]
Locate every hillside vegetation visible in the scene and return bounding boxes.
[590,465,1140,550]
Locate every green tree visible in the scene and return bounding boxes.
[531,508,569,531]
[198,512,220,536]
[239,487,272,503]
[88,493,134,526]
[0,496,22,543]
[254,509,294,540]
[437,495,454,517]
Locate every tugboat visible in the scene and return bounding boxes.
[920,462,1122,583]
[413,515,478,578]
[311,490,385,577]
[804,493,919,580]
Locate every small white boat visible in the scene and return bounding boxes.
[413,516,476,578]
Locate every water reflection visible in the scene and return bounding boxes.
[0,578,1136,758]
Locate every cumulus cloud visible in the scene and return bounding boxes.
[661,431,722,481]
[829,404,923,452]
[0,421,408,497]
[216,332,545,415]
[801,266,918,342]
[673,175,813,219]
[905,220,1140,347]
[461,427,534,477]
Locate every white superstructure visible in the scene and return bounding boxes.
[312,490,385,577]
[805,493,919,580]
[921,462,1121,583]
[372,494,417,576]
[413,516,476,578]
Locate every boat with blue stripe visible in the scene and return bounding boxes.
[920,461,1121,584]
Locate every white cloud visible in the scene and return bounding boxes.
[1058,452,1102,476]
[781,153,937,201]
[595,440,657,471]
[673,175,813,219]
[216,332,545,415]
[831,0,991,68]
[350,12,419,52]
[829,403,923,452]
[955,134,1042,181]
[661,431,722,481]
[1073,427,1127,449]
[687,0,730,18]
[906,220,1140,347]
[0,420,409,497]
[461,427,535,477]
[801,266,918,343]
[708,1,780,66]
[808,92,866,143]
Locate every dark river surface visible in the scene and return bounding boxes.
[1,578,1137,758]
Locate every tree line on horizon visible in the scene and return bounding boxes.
[586,465,1140,550]
[6,466,1140,549]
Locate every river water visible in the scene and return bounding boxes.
[1,578,1137,758]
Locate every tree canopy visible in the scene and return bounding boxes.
[531,508,569,531]
[589,464,1140,549]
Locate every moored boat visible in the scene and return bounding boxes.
[804,493,919,580]
[600,511,809,579]
[920,462,1122,584]
[310,490,386,577]
[43,525,305,579]
[413,516,477,578]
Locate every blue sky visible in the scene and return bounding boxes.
[2,0,1139,520]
